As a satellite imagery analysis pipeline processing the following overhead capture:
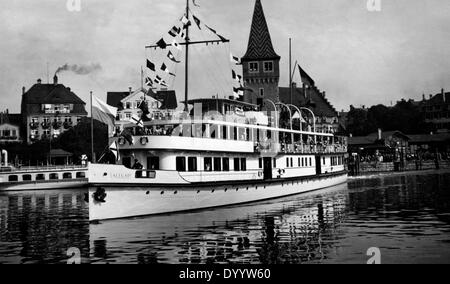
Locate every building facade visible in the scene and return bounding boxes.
[21,76,88,144]
[241,0,340,133]
[420,89,450,133]
[107,87,178,133]
[0,111,22,144]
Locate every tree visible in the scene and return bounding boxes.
[55,118,108,163]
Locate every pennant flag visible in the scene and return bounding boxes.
[161,63,176,76]
[230,53,240,64]
[205,24,217,34]
[233,87,243,98]
[109,141,120,161]
[131,114,144,128]
[168,26,181,37]
[298,64,315,87]
[192,0,200,7]
[145,77,153,87]
[181,15,191,29]
[167,51,181,63]
[120,129,134,145]
[92,94,118,137]
[217,34,228,42]
[172,39,181,50]
[147,60,156,72]
[156,38,168,49]
[232,70,242,83]
[193,15,201,30]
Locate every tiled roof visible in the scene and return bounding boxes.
[279,87,338,117]
[107,91,131,110]
[22,83,86,105]
[242,0,280,61]
[0,113,21,126]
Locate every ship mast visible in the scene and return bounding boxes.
[145,1,230,112]
[184,0,190,112]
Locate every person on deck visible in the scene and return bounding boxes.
[132,159,144,170]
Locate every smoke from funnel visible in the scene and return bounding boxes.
[55,63,102,76]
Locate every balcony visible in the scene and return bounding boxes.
[41,122,51,129]
[29,122,39,129]
[52,121,63,129]
[63,121,73,129]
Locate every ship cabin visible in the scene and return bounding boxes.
[114,98,348,183]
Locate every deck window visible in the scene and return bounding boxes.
[36,174,45,181]
[273,158,277,168]
[63,173,72,179]
[223,158,230,172]
[214,157,222,172]
[23,175,32,181]
[240,158,247,171]
[286,158,290,168]
[234,158,240,172]
[147,157,160,170]
[176,157,186,172]
[204,157,213,172]
[259,158,263,169]
[76,172,86,179]
[49,173,59,180]
[309,158,312,167]
[8,175,18,182]
[188,157,198,172]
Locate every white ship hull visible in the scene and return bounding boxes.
[89,171,347,221]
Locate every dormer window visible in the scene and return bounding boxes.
[249,62,259,73]
[264,61,273,72]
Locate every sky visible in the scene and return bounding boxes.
[0,0,449,113]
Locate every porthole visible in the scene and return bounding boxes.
[146,191,150,195]
[197,190,201,194]
[161,191,164,195]
[212,189,215,193]
[224,189,228,192]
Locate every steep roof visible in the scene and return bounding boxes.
[23,83,85,105]
[242,0,280,61]
[107,92,130,110]
[422,92,450,106]
[0,113,21,126]
[279,87,338,117]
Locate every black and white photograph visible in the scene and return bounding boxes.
[0,0,450,268]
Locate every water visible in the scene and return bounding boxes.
[1,171,450,264]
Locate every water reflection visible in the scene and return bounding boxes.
[89,185,349,264]
[1,171,450,264]
[90,172,450,264]
[0,190,89,264]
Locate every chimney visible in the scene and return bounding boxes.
[322,91,326,97]
[129,87,132,95]
[37,79,42,84]
[378,128,382,140]
[442,88,446,103]
[22,87,26,95]
[422,94,425,101]
[53,75,58,85]
[429,94,432,99]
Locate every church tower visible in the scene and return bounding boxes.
[241,0,281,108]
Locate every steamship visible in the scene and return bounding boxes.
[87,0,348,221]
